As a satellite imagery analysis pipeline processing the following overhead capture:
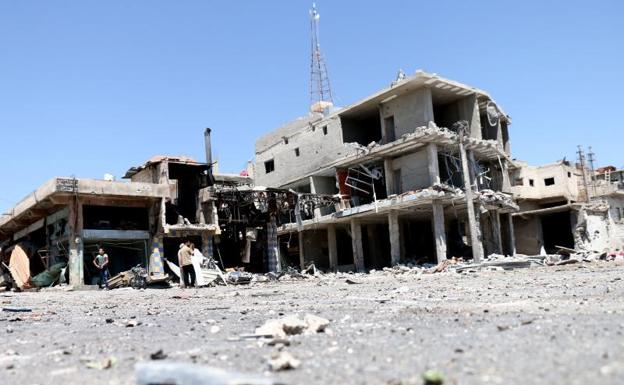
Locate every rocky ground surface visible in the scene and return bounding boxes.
[2,262,624,385]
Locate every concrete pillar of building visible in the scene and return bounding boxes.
[501,160,512,193]
[491,210,503,254]
[350,219,365,272]
[384,158,395,196]
[68,198,84,287]
[432,202,447,263]
[327,224,338,271]
[422,87,435,123]
[378,104,388,143]
[427,143,440,186]
[506,213,516,256]
[298,231,305,270]
[388,211,401,266]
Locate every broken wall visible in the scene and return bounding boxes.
[513,216,542,254]
[302,230,329,269]
[392,149,431,192]
[380,88,434,139]
[255,116,357,188]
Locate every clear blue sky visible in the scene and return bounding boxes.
[1,1,622,212]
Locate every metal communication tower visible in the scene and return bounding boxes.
[309,3,333,113]
[577,145,591,202]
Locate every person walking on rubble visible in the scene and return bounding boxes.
[93,247,110,289]
[178,240,195,288]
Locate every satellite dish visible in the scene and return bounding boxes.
[486,101,500,127]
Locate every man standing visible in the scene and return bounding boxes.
[93,247,109,289]
[178,240,195,288]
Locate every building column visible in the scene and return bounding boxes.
[68,198,84,287]
[327,224,338,272]
[350,219,365,272]
[491,210,503,254]
[432,202,447,263]
[506,213,516,256]
[384,158,395,196]
[388,211,401,266]
[427,143,440,185]
[298,231,305,270]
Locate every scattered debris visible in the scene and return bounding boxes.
[268,351,301,372]
[255,314,330,338]
[85,356,117,370]
[149,350,167,360]
[422,370,445,385]
[2,307,32,313]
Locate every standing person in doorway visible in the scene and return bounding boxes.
[93,247,110,289]
[179,240,195,288]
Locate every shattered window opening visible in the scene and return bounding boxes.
[264,159,275,174]
[544,177,555,186]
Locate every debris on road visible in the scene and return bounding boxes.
[268,351,301,372]
[422,370,445,385]
[85,356,117,370]
[255,314,330,338]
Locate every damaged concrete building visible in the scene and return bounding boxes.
[0,129,335,288]
[510,160,624,254]
[255,70,519,272]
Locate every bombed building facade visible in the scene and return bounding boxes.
[1,70,622,291]
[255,71,519,272]
[510,160,624,255]
[0,130,335,289]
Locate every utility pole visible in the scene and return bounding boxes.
[587,146,597,197]
[577,145,591,202]
[456,121,484,263]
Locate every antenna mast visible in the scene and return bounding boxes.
[309,3,333,113]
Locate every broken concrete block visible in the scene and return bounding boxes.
[268,351,301,372]
[304,314,330,333]
[255,314,331,338]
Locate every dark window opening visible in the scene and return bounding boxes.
[544,177,555,186]
[264,159,275,174]
[501,120,510,152]
[362,223,391,270]
[448,219,472,259]
[322,126,328,135]
[283,137,289,145]
[567,172,572,177]
[384,115,396,143]
[438,154,464,189]
[433,100,461,131]
[529,179,534,187]
[167,163,204,224]
[83,206,149,230]
[336,228,354,266]
[511,178,524,186]
[340,109,382,145]
[294,148,300,157]
[403,218,436,263]
[541,211,574,253]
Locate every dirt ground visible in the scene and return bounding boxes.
[1,262,624,385]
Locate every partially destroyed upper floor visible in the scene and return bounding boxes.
[254,71,512,189]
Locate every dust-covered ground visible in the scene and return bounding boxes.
[2,262,624,385]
